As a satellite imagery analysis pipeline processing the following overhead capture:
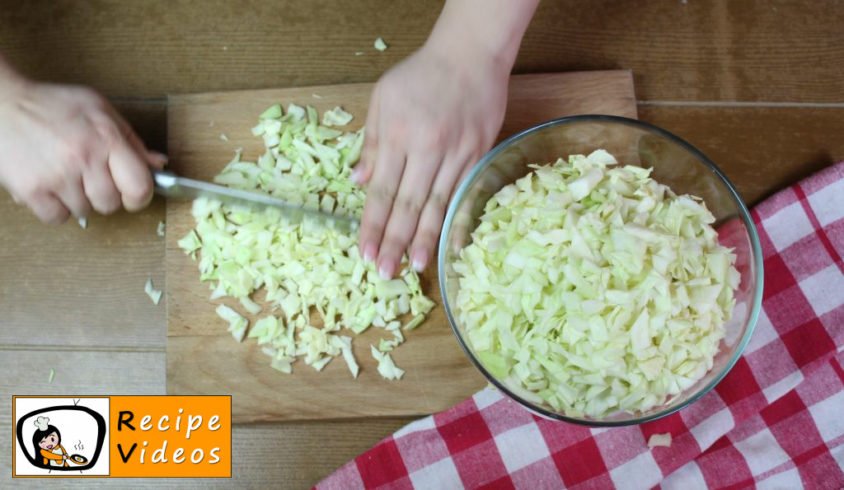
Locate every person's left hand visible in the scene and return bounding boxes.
[352,41,508,279]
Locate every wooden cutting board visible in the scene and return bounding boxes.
[166,71,637,423]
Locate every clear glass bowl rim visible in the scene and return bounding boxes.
[437,114,765,427]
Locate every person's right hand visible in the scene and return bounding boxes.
[0,76,166,224]
[353,42,508,279]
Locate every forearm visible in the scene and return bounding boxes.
[0,53,27,93]
[425,0,539,70]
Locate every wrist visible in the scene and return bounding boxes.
[422,32,505,76]
[424,0,538,75]
[0,56,29,97]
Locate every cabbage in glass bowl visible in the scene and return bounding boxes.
[438,116,763,426]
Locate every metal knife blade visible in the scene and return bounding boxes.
[153,170,359,234]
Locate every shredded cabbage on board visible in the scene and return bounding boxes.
[453,150,739,418]
[180,104,435,379]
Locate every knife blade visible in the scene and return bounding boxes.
[153,170,359,234]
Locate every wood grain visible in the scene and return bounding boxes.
[0,348,408,489]
[165,71,637,422]
[0,100,169,350]
[1,1,841,102]
[0,350,162,486]
[3,418,410,489]
[638,105,844,206]
[0,200,167,349]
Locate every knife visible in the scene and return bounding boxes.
[153,170,359,234]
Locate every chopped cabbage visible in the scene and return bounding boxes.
[77,217,88,229]
[216,304,248,342]
[239,295,262,315]
[454,150,737,418]
[248,316,280,345]
[180,104,434,379]
[144,278,163,305]
[322,107,354,127]
[157,221,166,237]
[648,433,672,448]
[403,314,426,331]
[260,104,283,120]
[373,37,388,51]
[335,335,360,378]
[371,345,404,380]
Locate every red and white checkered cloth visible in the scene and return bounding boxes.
[317,161,844,490]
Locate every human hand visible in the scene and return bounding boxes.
[0,75,166,224]
[353,42,509,278]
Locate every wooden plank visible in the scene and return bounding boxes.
[168,333,481,422]
[3,419,408,489]
[0,1,841,102]
[638,105,844,206]
[0,350,162,484]
[0,201,166,349]
[524,0,844,102]
[0,350,164,397]
[0,101,169,350]
[0,348,404,488]
[166,71,637,422]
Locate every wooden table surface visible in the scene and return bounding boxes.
[1,1,842,487]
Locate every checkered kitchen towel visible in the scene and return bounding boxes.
[318,161,844,490]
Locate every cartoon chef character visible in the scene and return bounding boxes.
[32,416,69,468]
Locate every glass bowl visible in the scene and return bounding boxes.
[438,115,764,426]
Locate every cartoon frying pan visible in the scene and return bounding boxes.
[68,454,89,465]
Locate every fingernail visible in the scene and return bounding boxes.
[411,249,427,272]
[149,151,169,166]
[363,242,377,263]
[378,260,395,280]
[350,166,362,184]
